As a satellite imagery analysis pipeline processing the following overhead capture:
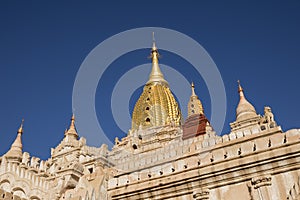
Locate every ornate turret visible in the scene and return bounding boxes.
[235,80,257,121]
[4,119,24,163]
[131,36,181,132]
[65,114,78,139]
[230,81,260,131]
[183,83,208,140]
[188,82,204,117]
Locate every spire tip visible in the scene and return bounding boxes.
[18,119,24,134]
[237,80,243,93]
[147,33,168,85]
[191,82,196,96]
[152,32,157,51]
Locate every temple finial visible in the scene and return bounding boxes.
[191,82,196,96]
[71,113,75,129]
[147,33,168,85]
[152,32,156,50]
[151,32,159,60]
[237,80,245,98]
[237,80,243,93]
[4,119,24,162]
[188,82,204,116]
[18,119,24,134]
[234,80,258,122]
[65,113,78,138]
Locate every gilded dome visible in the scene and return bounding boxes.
[131,42,182,131]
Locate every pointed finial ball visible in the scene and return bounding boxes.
[237,80,243,93]
[191,82,196,96]
[71,113,75,121]
[18,119,24,134]
[191,82,195,88]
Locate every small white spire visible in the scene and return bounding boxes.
[235,80,257,121]
[65,113,78,138]
[188,82,204,116]
[4,119,24,162]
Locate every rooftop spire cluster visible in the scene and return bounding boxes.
[0,35,289,200]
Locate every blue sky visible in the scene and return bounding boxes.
[0,1,299,160]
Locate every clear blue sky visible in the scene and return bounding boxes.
[0,1,299,160]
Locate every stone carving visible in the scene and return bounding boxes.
[21,152,30,166]
[260,106,277,129]
[193,188,209,200]
[30,157,40,168]
[251,175,272,189]
[264,107,274,123]
[286,176,300,200]
[39,160,49,172]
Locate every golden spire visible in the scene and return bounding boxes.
[191,82,196,96]
[65,113,78,138]
[152,32,157,51]
[131,35,182,131]
[146,32,168,85]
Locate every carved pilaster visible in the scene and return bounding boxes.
[251,176,272,189]
[251,175,272,200]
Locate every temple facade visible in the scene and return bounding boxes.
[1,41,300,200]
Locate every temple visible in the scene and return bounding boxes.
[1,40,300,200]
